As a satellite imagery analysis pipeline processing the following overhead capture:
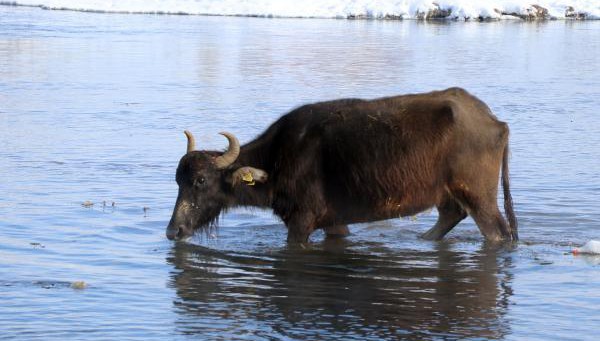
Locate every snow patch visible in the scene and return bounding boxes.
[2,0,599,20]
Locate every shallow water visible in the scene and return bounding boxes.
[1,5,600,340]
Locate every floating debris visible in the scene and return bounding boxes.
[534,256,553,265]
[34,281,62,289]
[30,242,45,249]
[82,201,94,207]
[71,281,87,290]
[572,240,600,255]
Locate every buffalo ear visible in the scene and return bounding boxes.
[231,167,268,186]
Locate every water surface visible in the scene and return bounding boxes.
[1,5,599,340]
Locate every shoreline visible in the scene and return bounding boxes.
[1,2,598,21]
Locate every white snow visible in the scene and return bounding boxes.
[3,0,600,19]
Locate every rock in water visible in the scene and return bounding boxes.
[573,240,600,255]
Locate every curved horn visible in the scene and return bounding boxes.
[214,132,240,169]
[184,130,195,153]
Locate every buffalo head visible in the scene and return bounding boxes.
[166,131,267,240]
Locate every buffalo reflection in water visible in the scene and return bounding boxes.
[166,239,514,340]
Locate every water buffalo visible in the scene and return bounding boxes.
[166,87,517,243]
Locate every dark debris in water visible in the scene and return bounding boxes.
[80,200,119,212]
[30,242,45,249]
[31,280,88,290]
[102,201,116,208]
[534,257,554,265]
[33,280,72,289]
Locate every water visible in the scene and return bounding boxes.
[1,5,600,340]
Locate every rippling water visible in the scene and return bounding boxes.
[1,5,599,340]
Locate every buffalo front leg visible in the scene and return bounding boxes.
[324,225,350,239]
[422,197,467,240]
[286,212,317,244]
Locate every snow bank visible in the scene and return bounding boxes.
[3,0,599,20]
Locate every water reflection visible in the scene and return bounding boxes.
[167,240,513,339]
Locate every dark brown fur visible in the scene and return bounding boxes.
[166,87,517,243]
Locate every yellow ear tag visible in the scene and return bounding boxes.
[242,171,255,186]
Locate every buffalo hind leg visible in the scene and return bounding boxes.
[422,197,467,240]
[470,206,512,242]
[324,225,350,239]
[456,189,513,242]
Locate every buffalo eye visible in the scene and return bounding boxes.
[193,177,206,188]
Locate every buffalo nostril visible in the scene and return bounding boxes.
[176,225,186,239]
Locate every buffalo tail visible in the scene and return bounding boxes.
[502,143,518,241]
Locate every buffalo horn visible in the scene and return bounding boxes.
[214,132,240,169]
[184,130,196,153]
